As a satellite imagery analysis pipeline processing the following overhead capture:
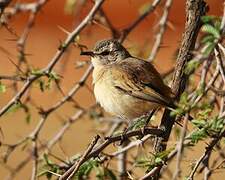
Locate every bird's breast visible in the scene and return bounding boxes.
[92,67,159,120]
[93,68,122,116]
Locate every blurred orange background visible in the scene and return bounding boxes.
[0,0,224,179]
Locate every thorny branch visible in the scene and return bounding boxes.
[0,0,105,116]
[119,0,162,42]
[1,0,225,180]
[148,0,173,62]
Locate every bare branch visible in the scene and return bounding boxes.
[119,0,161,42]
[148,0,173,62]
[153,0,206,178]
[0,0,105,117]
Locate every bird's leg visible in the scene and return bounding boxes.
[118,110,156,144]
[141,109,156,136]
[119,117,130,145]
[119,128,130,145]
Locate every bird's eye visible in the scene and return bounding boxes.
[100,51,110,56]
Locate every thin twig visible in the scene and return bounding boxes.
[188,130,225,180]
[148,0,173,62]
[139,166,162,180]
[172,114,189,180]
[119,0,161,42]
[31,139,38,180]
[59,135,100,180]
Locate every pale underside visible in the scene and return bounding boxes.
[94,76,161,120]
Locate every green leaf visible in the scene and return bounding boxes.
[191,119,206,128]
[188,129,207,144]
[201,16,215,23]
[184,60,200,75]
[180,92,188,105]
[25,113,31,124]
[45,72,60,90]
[46,78,52,90]
[128,116,149,131]
[31,69,44,76]
[74,159,99,179]
[135,158,152,168]
[43,153,53,166]
[193,83,205,99]
[0,82,6,93]
[36,72,60,92]
[49,72,60,80]
[203,42,215,56]
[39,153,61,179]
[154,157,163,164]
[214,20,221,31]
[96,166,104,180]
[136,148,174,172]
[208,117,224,134]
[201,35,215,44]
[201,24,220,39]
[196,105,212,119]
[170,107,184,117]
[6,102,22,113]
[155,147,174,160]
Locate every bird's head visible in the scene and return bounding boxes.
[80,39,130,67]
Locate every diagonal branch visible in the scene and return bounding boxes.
[59,135,100,180]
[119,0,161,42]
[152,0,207,178]
[148,0,173,62]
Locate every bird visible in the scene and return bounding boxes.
[80,39,175,121]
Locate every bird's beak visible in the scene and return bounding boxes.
[80,51,95,57]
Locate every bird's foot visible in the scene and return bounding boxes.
[141,126,147,137]
[119,128,129,145]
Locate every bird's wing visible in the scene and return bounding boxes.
[110,57,174,107]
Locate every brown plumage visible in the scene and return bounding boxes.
[81,39,174,120]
